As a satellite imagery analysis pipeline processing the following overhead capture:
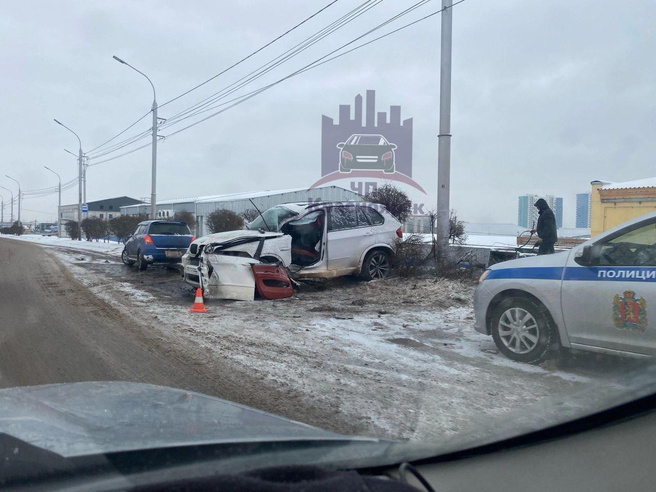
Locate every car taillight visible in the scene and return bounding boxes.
[342,151,353,160]
[191,236,195,242]
[396,227,403,238]
[144,234,154,245]
[382,151,393,161]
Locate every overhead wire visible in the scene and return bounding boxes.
[86,110,151,155]
[161,0,451,137]
[78,0,465,167]
[159,0,382,128]
[159,0,340,109]
[85,0,381,159]
[86,0,341,158]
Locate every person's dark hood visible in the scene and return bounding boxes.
[534,198,549,211]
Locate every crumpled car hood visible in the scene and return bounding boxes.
[0,382,369,458]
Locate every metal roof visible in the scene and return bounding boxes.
[598,177,656,190]
[194,188,319,204]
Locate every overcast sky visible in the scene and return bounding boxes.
[1,0,654,228]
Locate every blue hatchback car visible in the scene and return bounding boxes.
[121,220,195,271]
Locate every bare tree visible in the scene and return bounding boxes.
[173,210,196,234]
[240,209,259,223]
[364,184,412,223]
[64,220,80,240]
[449,209,467,245]
[81,217,108,241]
[206,209,244,233]
[109,214,146,243]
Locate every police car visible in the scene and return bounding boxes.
[474,211,656,363]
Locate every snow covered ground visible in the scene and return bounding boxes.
[29,239,626,443]
[1,233,124,256]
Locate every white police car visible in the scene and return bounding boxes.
[474,211,656,363]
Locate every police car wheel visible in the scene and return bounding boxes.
[491,297,553,364]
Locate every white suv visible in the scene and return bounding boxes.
[181,201,402,296]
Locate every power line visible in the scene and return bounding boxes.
[80,0,466,167]
[86,0,381,159]
[86,110,151,155]
[86,0,341,158]
[160,0,340,109]
[160,0,382,128]
[87,127,152,159]
[162,0,442,135]
[297,0,467,74]
[89,141,153,166]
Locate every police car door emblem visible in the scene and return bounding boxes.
[613,291,648,332]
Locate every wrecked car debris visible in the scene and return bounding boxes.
[181,201,401,300]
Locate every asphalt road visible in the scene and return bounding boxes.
[0,238,364,435]
[0,238,220,392]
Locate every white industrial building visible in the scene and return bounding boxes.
[120,186,362,237]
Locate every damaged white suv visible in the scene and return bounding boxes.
[181,201,402,299]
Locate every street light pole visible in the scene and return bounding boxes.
[54,119,83,240]
[5,175,21,229]
[436,0,453,258]
[0,193,4,226]
[44,166,62,238]
[0,186,13,223]
[113,55,158,219]
[64,148,87,204]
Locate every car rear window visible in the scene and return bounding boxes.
[148,223,191,235]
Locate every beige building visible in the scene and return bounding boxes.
[590,177,656,237]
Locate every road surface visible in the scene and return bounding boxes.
[0,238,362,435]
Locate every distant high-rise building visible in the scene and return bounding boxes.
[576,192,591,228]
[518,194,563,229]
[518,195,531,229]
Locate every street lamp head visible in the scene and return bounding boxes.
[54,118,62,125]
[113,55,127,65]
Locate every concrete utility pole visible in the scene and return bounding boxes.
[83,157,89,205]
[436,0,453,257]
[55,119,84,240]
[5,175,21,228]
[113,55,158,220]
[45,166,62,238]
[63,148,88,205]
[0,193,4,225]
[1,186,13,223]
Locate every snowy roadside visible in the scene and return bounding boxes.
[0,233,124,256]
[41,242,602,442]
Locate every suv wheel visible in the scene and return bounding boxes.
[360,250,391,281]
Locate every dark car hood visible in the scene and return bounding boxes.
[0,382,373,458]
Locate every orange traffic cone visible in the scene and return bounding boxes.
[189,288,208,313]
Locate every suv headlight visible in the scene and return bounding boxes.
[478,269,491,284]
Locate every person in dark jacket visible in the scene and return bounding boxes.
[531,198,557,255]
